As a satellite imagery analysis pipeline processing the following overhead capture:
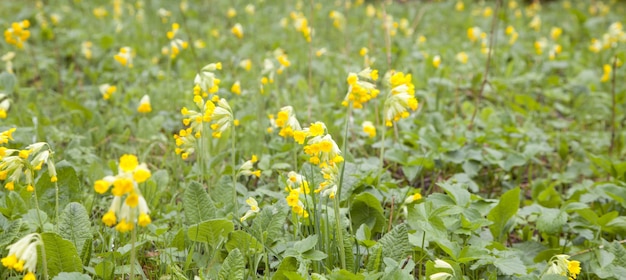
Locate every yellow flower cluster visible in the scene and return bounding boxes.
[175,62,234,159]
[285,171,310,218]
[1,136,58,192]
[231,23,244,39]
[1,233,41,280]
[383,71,418,127]
[329,10,345,30]
[290,11,312,42]
[238,155,261,178]
[114,46,133,68]
[94,154,152,232]
[163,23,189,59]
[240,197,259,222]
[589,22,625,53]
[545,254,581,280]
[270,106,301,139]
[4,20,31,49]
[362,121,376,138]
[99,84,116,100]
[342,68,379,109]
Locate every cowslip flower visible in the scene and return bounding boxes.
[164,23,188,59]
[194,62,222,93]
[93,7,108,18]
[432,55,441,68]
[209,98,234,138]
[456,52,468,64]
[0,93,10,119]
[601,64,611,82]
[404,192,422,204]
[329,10,345,30]
[99,84,116,100]
[81,41,93,60]
[529,16,541,31]
[384,71,418,126]
[551,27,563,40]
[467,27,482,42]
[505,25,519,45]
[240,197,259,222]
[284,172,310,217]
[231,81,241,95]
[303,133,344,167]
[362,121,376,138]
[226,8,237,18]
[114,47,133,68]
[1,233,41,279]
[272,106,301,139]
[4,20,31,49]
[291,12,312,42]
[455,1,464,11]
[316,164,339,199]
[95,154,152,232]
[137,95,152,113]
[231,23,243,39]
[545,254,581,280]
[238,155,261,178]
[343,68,380,109]
[245,5,255,15]
[239,59,252,71]
[1,141,58,191]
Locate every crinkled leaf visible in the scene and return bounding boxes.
[42,232,83,277]
[59,202,92,253]
[218,248,244,280]
[188,219,234,247]
[183,181,216,225]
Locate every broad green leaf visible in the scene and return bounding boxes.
[52,272,92,280]
[210,176,236,214]
[42,232,83,277]
[540,275,568,280]
[536,207,567,235]
[250,204,288,245]
[59,202,92,253]
[0,219,22,248]
[225,230,264,256]
[350,192,386,234]
[183,181,216,225]
[94,261,115,280]
[294,234,318,253]
[273,256,299,280]
[188,219,234,247]
[218,248,244,280]
[328,269,366,280]
[493,256,526,275]
[437,180,471,207]
[36,162,81,216]
[80,237,92,267]
[366,246,383,272]
[378,224,411,262]
[487,187,520,242]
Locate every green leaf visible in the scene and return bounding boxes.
[536,207,567,235]
[52,272,92,280]
[273,256,299,280]
[294,234,318,253]
[366,246,383,272]
[540,275,568,280]
[188,219,234,247]
[80,238,92,267]
[437,180,471,207]
[218,248,245,280]
[250,204,288,245]
[493,256,526,275]
[59,202,92,254]
[210,176,236,214]
[378,224,411,262]
[42,232,83,277]
[183,181,216,225]
[36,162,81,216]
[0,219,22,248]
[350,192,386,234]
[487,187,520,242]
[94,261,115,280]
[226,230,264,256]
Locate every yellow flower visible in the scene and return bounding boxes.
[4,20,31,49]
[1,233,41,275]
[226,8,237,18]
[483,7,493,17]
[404,192,422,204]
[102,210,117,226]
[315,48,326,57]
[137,95,152,113]
[362,121,376,138]
[114,47,133,68]
[432,55,441,68]
[99,84,116,100]
[119,154,139,172]
[551,27,563,40]
[455,1,464,11]
[138,213,151,227]
[231,81,241,95]
[240,197,260,222]
[231,23,244,39]
[94,179,111,194]
[456,52,468,64]
[93,7,108,18]
[133,164,151,183]
[601,64,611,82]
[239,59,252,71]
[359,47,368,57]
[529,16,541,31]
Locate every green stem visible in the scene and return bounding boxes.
[333,197,346,269]
[130,225,137,280]
[54,181,59,232]
[231,125,239,215]
[37,235,49,280]
[32,187,45,232]
[377,125,388,188]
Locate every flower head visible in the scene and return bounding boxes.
[4,20,31,49]
[114,47,133,67]
[137,95,152,113]
[231,23,244,39]
[1,233,41,276]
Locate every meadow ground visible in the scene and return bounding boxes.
[0,0,625,279]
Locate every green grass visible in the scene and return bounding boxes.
[0,0,625,279]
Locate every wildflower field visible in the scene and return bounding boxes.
[1,0,626,279]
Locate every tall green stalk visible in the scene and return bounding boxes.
[231,125,239,214]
